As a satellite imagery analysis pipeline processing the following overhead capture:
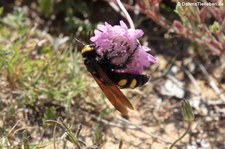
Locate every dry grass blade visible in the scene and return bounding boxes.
[199,63,225,102]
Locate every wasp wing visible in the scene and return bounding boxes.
[94,65,134,110]
[91,65,134,115]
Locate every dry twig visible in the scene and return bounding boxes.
[198,63,225,102]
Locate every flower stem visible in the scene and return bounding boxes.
[169,121,192,149]
[115,0,135,29]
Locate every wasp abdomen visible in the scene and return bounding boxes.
[110,73,149,89]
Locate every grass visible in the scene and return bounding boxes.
[0,7,101,148]
[0,7,85,105]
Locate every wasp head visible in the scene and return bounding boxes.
[81,44,96,57]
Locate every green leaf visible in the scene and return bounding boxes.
[39,0,54,17]
[0,7,4,16]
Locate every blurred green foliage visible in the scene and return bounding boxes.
[174,2,225,54]
[38,0,95,38]
[0,7,85,108]
[0,7,3,16]
[39,0,54,17]
[209,21,219,33]
[43,107,57,121]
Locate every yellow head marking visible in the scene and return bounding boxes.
[81,45,95,55]
[130,79,137,88]
[118,79,127,87]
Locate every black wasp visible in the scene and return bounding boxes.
[80,42,149,115]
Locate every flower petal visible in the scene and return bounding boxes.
[90,20,156,74]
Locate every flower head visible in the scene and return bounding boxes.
[90,20,156,74]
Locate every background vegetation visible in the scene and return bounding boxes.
[0,0,224,148]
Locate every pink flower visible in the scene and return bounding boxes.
[90,20,156,74]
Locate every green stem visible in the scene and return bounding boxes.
[169,121,191,149]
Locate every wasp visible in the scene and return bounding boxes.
[80,43,149,115]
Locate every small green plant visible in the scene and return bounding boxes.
[173,2,225,54]
[43,107,57,121]
[169,100,195,149]
[45,117,98,149]
[22,130,30,149]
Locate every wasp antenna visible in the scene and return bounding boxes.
[74,38,85,46]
